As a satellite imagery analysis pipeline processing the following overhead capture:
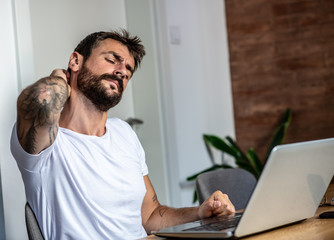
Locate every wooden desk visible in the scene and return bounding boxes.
[144,184,334,240]
[239,206,334,240]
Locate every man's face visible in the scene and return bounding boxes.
[76,39,135,112]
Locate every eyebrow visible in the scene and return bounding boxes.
[103,51,134,75]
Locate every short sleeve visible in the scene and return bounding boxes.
[138,142,148,176]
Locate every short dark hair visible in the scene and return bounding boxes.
[74,29,145,72]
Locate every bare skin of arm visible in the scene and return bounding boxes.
[141,176,235,234]
[17,69,70,154]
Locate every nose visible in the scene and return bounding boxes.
[114,71,124,80]
[113,64,128,80]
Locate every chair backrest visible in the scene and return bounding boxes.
[25,202,44,240]
[196,168,257,210]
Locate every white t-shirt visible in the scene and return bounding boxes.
[11,118,148,240]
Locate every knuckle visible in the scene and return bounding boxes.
[214,190,223,195]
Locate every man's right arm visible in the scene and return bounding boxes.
[16,70,70,155]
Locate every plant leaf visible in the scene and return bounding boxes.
[192,189,198,203]
[265,108,292,161]
[235,160,258,177]
[203,135,215,165]
[186,164,232,181]
[203,135,239,159]
[247,148,263,178]
[224,136,259,176]
[225,136,244,159]
[225,136,251,165]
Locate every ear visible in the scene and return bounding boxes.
[68,52,83,73]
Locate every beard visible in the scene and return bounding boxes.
[77,64,124,112]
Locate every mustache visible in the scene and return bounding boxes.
[99,74,124,92]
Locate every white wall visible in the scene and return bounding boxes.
[154,0,235,207]
[0,1,26,239]
[125,0,170,205]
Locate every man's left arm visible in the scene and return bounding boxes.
[141,175,235,234]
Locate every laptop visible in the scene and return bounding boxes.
[153,138,334,238]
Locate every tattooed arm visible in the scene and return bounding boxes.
[141,175,200,234]
[16,69,70,154]
[141,175,235,234]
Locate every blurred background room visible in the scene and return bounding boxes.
[1,0,333,239]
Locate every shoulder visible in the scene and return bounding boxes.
[106,118,133,132]
[106,118,141,145]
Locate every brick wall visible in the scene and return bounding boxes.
[225,0,334,161]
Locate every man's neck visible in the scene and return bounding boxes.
[59,90,108,137]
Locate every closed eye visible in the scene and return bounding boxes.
[105,58,115,64]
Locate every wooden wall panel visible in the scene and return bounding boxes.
[225,0,334,161]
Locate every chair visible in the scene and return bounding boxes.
[25,202,44,240]
[196,168,257,210]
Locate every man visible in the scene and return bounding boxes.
[11,29,235,239]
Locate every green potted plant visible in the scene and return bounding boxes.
[187,108,292,203]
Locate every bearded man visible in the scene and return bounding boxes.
[11,29,235,239]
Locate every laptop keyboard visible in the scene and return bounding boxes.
[183,214,242,232]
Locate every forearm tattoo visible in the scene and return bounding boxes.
[152,194,168,217]
[17,76,68,153]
